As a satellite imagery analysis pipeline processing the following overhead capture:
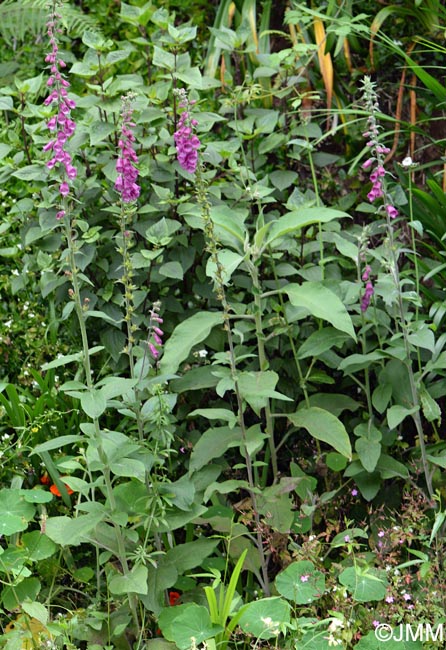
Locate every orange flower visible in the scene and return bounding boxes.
[40,473,51,485]
[169,591,181,606]
[50,483,74,497]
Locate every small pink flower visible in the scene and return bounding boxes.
[403,593,411,601]
[385,595,394,603]
[386,205,398,219]
[378,530,385,538]
[300,575,309,582]
[351,488,358,496]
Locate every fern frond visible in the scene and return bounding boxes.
[0,0,100,46]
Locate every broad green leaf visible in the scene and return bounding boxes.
[206,250,244,285]
[356,438,381,473]
[407,327,435,353]
[12,164,47,182]
[159,261,184,280]
[276,561,325,604]
[238,597,290,640]
[89,120,115,146]
[372,383,392,414]
[426,453,446,469]
[376,454,409,479]
[237,370,292,416]
[189,427,241,472]
[22,532,56,562]
[158,603,223,650]
[338,566,387,602]
[265,207,350,247]
[0,96,13,110]
[297,327,351,359]
[21,601,48,626]
[45,513,104,546]
[289,408,352,459]
[210,205,247,244]
[165,539,220,573]
[31,435,83,456]
[189,408,238,427]
[109,564,148,595]
[110,458,146,482]
[308,393,360,417]
[286,283,356,340]
[0,490,35,535]
[339,351,386,374]
[420,385,441,424]
[160,311,223,375]
[2,577,40,610]
[81,389,107,419]
[387,405,418,429]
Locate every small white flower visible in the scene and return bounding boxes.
[401,156,413,167]
[197,349,208,358]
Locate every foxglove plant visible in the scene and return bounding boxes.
[360,76,434,500]
[43,0,77,212]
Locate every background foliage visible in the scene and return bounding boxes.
[1,0,446,649]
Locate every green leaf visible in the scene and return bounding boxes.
[420,385,441,424]
[237,370,292,416]
[89,120,116,145]
[12,164,47,181]
[22,531,56,562]
[31,435,83,456]
[275,561,325,604]
[189,427,241,472]
[356,438,381,473]
[238,597,290,640]
[387,405,419,429]
[109,564,148,595]
[288,408,352,459]
[159,261,184,280]
[0,490,35,535]
[158,603,223,650]
[286,283,356,340]
[265,207,350,247]
[21,601,48,626]
[160,311,223,375]
[0,96,13,110]
[45,513,104,546]
[110,458,146,483]
[338,566,387,602]
[376,454,409,479]
[81,389,107,419]
[2,577,40,610]
[297,327,351,359]
[165,539,220,573]
[189,408,238,427]
[206,250,244,285]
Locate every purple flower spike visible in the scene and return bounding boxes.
[173,89,201,174]
[361,76,398,220]
[43,2,77,204]
[115,93,140,203]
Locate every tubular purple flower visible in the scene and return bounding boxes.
[148,301,163,360]
[115,93,140,203]
[360,280,374,313]
[43,1,77,206]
